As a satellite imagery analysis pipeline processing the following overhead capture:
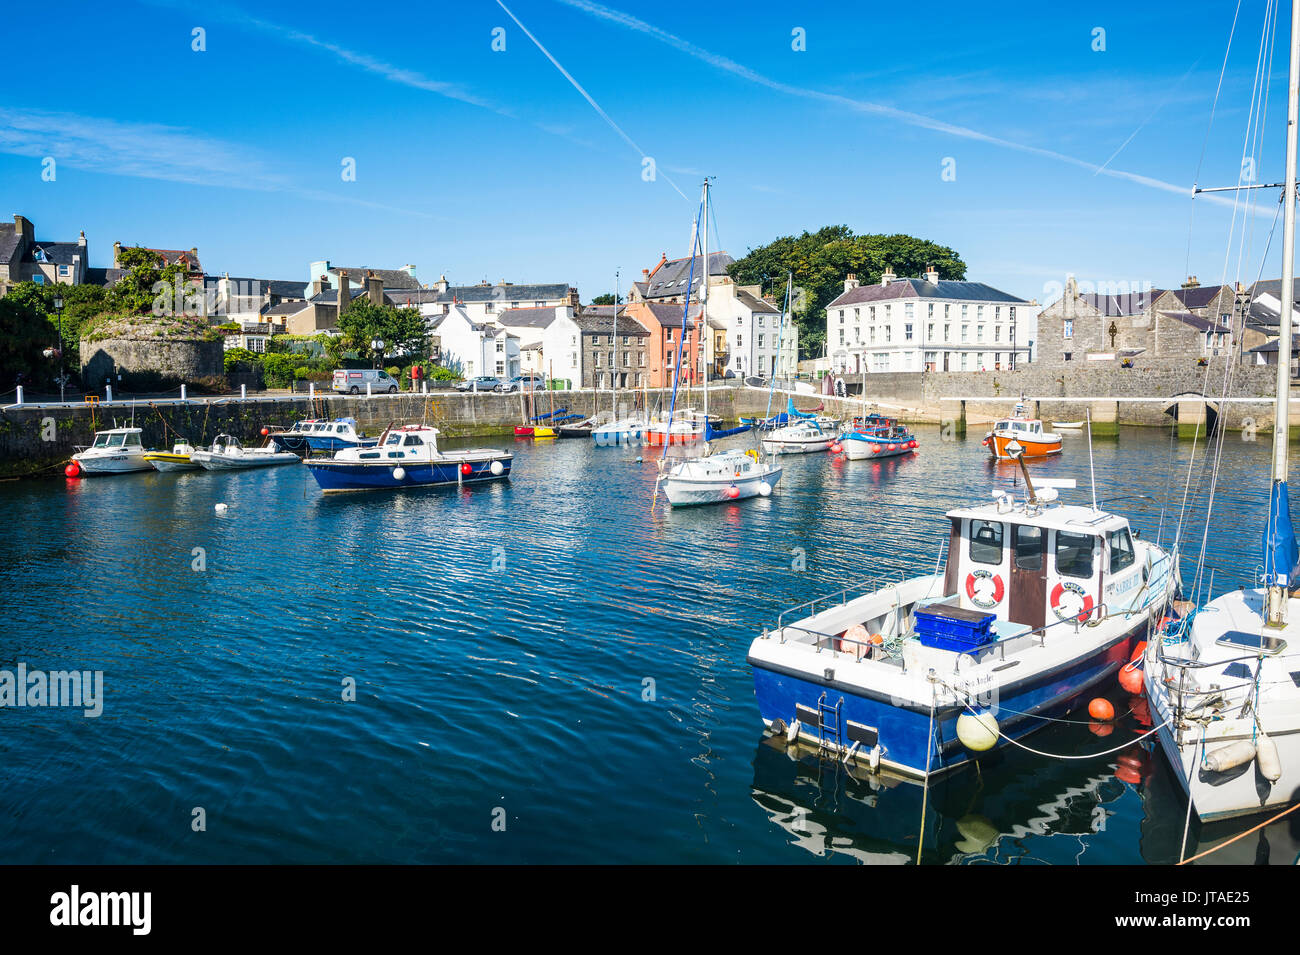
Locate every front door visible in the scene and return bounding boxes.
[1009,523,1047,629]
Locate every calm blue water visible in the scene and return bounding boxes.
[1,424,1296,864]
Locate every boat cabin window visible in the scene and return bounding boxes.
[1013,525,1043,570]
[385,434,402,446]
[106,433,125,448]
[995,420,1009,430]
[124,433,141,447]
[1108,528,1135,572]
[1055,530,1095,578]
[1216,631,1287,655]
[969,520,1004,564]
[403,435,423,446]
[92,433,110,448]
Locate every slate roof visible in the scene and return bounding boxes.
[308,288,367,305]
[827,277,1030,309]
[1159,311,1231,334]
[736,288,780,313]
[1248,334,1300,354]
[642,252,733,299]
[637,302,701,328]
[0,223,23,264]
[1075,290,1158,316]
[264,300,312,316]
[27,241,82,265]
[206,277,309,300]
[329,267,420,290]
[497,307,564,328]
[85,267,126,286]
[429,282,571,305]
[1165,285,1229,310]
[574,306,649,335]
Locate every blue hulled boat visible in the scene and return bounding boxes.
[838,414,918,460]
[304,424,513,493]
[748,450,1178,781]
[303,417,379,453]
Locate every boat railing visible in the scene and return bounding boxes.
[776,572,909,632]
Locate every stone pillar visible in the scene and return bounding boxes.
[1175,397,1207,440]
[1090,400,1119,437]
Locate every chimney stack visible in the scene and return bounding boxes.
[880,267,896,287]
[1181,275,1200,289]
[844,273,860,294]
[338,270,351,313]
[366,269,383,304]
[923,264,939,284]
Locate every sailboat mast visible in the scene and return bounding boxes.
[611,268,620,419]
[701,179,710,424]
[1269,0,1300,626]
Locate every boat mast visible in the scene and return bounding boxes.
[701,178,711,428]
[611,268,620,421]
[1268,0,1300,627]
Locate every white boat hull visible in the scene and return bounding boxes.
[191,450,300,470]
[761,436,833,455]
[147,458,198,472]
[71,451,152,474]
[661,465,782,506]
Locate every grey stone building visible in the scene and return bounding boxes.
[1036,276,1240,365]
[0,215,90,293]
[574,306,650,389]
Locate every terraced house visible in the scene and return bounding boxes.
[574,306,650,389]
[826,267,1034,374]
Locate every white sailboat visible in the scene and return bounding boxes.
[591,269,651,446]
[656,179,781,507]
[1145,1,1300,824]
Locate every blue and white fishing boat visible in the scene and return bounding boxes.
[302,417,378,453]
[760,417,837,455]
[839,414,918,461]
[748,447,1178,781]
[267,419,322,452]
[304,424,512,493]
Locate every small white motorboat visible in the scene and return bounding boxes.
[592,416,649,447]
[1053,421,1085,430]
[71,427,153,475]
[761,419,838,455]
[143,442,200,472]
[657,447,782,507]
[190,434,301,470]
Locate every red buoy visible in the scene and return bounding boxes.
[460,462,472,475]
[261,427,269,436]
[64,462,80,478]
[1088,698,1115,721]
[726,484,740,499]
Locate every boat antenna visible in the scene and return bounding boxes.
[1007,442,1038,505]
[1085,407,1098,511]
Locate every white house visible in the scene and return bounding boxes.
[433,305,521,380]
[399,277,579,326]
[706,277,799,378]
[826,267,1035,374]
[497,305,583,386]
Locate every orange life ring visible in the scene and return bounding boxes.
[965,570,1005,608]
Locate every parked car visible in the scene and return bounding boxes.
[455,376,503,392]
[333,368,399,394]
[497,374,547,393]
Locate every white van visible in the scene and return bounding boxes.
[332,369,399,394]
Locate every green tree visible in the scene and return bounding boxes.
[590,292,623,306]
[1,281,110,360]
[727,227,967,359]
[336,298,428,366]
[111,246,194,315]
[0,292,56,389]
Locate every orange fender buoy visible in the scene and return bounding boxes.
[1089,720,1114,738]
[1118,665,1144,695]
[1088,698,1115,721]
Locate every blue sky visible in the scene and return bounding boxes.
[0,0,1292,313]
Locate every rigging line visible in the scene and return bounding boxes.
[493,0,689,202]
[1179,798,1300,864]
[1096,57,1203,176]
[1188,0,1248,276]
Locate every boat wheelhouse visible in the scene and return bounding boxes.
[748,458,1177,781]
[71,427,153,474]
[268,419,326,452]
[304,424,513,493]
[983,415,1061,460]
[302,417,377,453]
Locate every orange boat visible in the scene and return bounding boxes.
[983,412,1062,459]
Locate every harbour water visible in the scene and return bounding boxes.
[1,424,1296,864]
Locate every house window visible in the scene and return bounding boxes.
[961,325,969,342]
[976,325,984,341]
[623,352,630,366]
[623,336,630,345]
[1064,319,1074,339]
[924,351,937,371]
[595,352,602,367]
[905,303,914,319]
[994,325,1001,342]
[737,334,743,347]
[905,323,913,341]
[927,323,935,340]
[944,324,951,342]
[1009,307,1016,321]
[885,326,892,343]
[757,334,764,348]
[839,311,845,324]
[1064,352,1073,361]
[928,303,934,318]
[961,305,968,320]
[496,361,505,375]
[495,340,504,353]
[639,353,646,366]
[869,306,876,322]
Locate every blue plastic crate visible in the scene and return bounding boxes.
[914,605,995,651]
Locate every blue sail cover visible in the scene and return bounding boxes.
[704,421,752,440]
[1262,480,1300,585]
[786,398,819,420]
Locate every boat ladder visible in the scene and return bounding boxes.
[816,692,845,758]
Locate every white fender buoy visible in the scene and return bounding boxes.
[214,503,228,514]
[868,743,882,772]
[1257,733,1282,782]
[786,718,801,744]
[1202,740,1256,774]
[392,466,406,481]
[956,711,999,752]
[489,460,504,476]
[758,481,772,497]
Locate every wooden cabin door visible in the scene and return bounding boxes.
[1009,523,1047,629]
